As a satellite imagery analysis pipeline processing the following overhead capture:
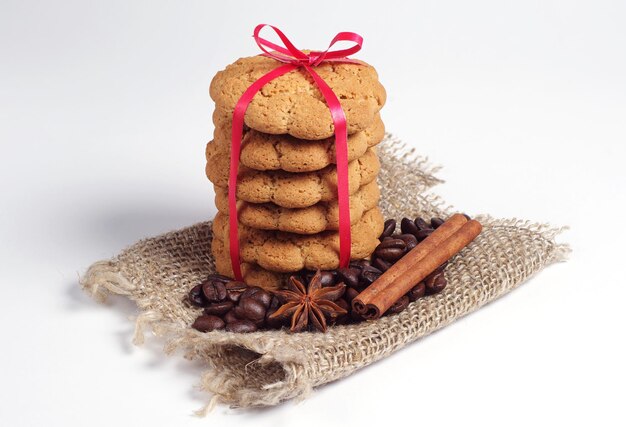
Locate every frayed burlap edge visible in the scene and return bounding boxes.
[80,135,569,412]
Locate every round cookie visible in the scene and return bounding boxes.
[209,55,386,139]
[211,207,384,273]
[215,180,380,234]
[213,111,385,173]
[206,146,380,208]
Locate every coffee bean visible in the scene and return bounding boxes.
[361,265,382,285]
[204,300,234,316]
[225,320,257,333]
[344,287,359,303]
[377,238,406,250]
[387,295,409,314]
[225,281,247,303]
[397,233,418,251]
[239,286,271,308]
[371,256,392,272]
[426,273,447,294]
[407,282,426,301]
[301,270,316,283]
[202,280,227,302]
[188,284,207,307]
[192,315,225,332]
[415,228,433,241]
[206,273,231,284]
[223,309,239,324]
[379,219,396,239]
[350,259,371,270]
[434,264,447,274]
[235,298,266,322]
[350,309,364,322]
[375,246,405,262]
[265,306,285,329]
[401,217,420,236]
[337,267,360,288]
[431,217,445,229]
[414,217,430,231]
[269,295,281,310]
[246,288,272,308]
[318,271,337,287]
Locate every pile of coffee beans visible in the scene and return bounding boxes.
[187,275,286,333]
[188,216,453,333]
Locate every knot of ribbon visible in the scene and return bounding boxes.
[228,24,363,280]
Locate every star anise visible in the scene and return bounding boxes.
[270,270,347,332]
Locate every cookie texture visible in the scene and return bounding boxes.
[211,207,384,273]
[209,55,386,139]
[215,180,380,234]
[206,147,380,208]
[213,111,385,172]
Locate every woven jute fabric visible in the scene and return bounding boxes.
[81,136,569,411]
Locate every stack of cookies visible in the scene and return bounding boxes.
[206,55,387,290]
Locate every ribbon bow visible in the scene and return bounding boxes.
[228,24,364,280]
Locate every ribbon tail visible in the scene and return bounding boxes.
[228,63,298,280]
[304,65,352,268]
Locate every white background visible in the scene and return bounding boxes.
[1,0,625,425]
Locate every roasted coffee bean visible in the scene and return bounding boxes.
[192,315,225,332]
[401,217,420,236]
[414,217,430,231]
[379,219,396,239]
[234,297,266,322]
[344,287,360,303]
[202,280,227,302]
[264,307,285,329]
[239,286,271,308]
[350,309,364,322]
[225,320,257,333]
[407,282,426,301]
[225,281,247,303]
[301,270,316,283]
[204,300,234,316]
[375,246,405,262]
[247,288,272,308]
[223,309,239,324]
[205,273,231,284]
[337,267,360,288]
[188,284,207,307]
[387,295,410,314]
[371,256,392,272]
[268,295,281,310]
[397,233,418,251]
[415,228,434,241]
[350,259,371,270]
[426,273,447,294]
[377,238,406,250]
[431,217,445,229]
[360,265,382,285]
[318,271,337,287]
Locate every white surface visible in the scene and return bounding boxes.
[1,0,625,425]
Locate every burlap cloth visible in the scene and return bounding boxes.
[80,136,569,411]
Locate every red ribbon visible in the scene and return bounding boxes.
[228,24,363,280]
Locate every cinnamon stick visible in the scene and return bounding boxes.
[353,215,482,319]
